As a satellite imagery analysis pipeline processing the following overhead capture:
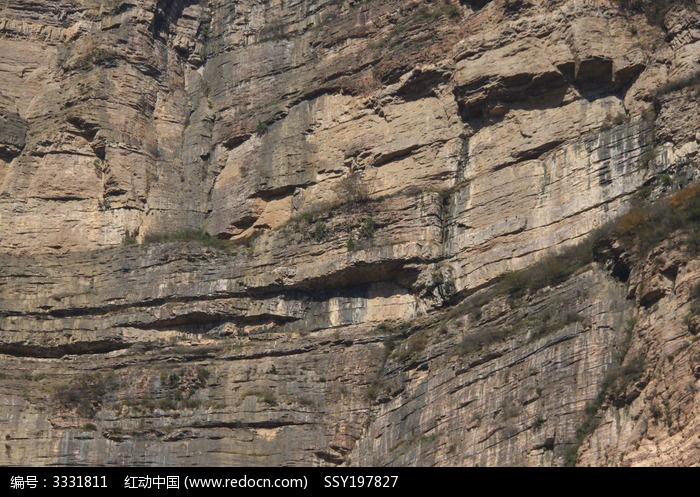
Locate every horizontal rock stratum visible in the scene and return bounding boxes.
[0,0,698,466]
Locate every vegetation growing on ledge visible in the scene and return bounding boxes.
[124,366,211,413]
[274,174,377,250]
[125,229,250,252]
[615,0,697,25]
[457,326,514,355]
[65,45,120,71]
[255,121,269,135]
[54,372,119,419]
[611,183,700,255]
[54,366,213,420]
[122,233,138,245]
[369,182,700,408]
[359,216,376,239]
[499,240,595,298]
[143,230,227,247]
[499,182,700,298]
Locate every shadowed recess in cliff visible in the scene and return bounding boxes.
[122,311,299,333]
[0,339,130,358]
[151,0,199,39]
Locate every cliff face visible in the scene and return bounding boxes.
[0,0,698,466]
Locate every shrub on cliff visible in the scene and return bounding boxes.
[142,229,236,251]
[498,182,700,298]
[500,239,594,297]
[611,183,700,254]
[614,0,697,25]
[55,372,119,418]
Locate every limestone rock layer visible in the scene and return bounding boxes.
[0,0,698,466]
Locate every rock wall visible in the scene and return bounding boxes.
[0,0,698,466]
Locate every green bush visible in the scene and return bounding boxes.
[255,121,269,135]
[393,331,429,363]
[143,229,235,251]
[383,337,397,353]
[311,221,328,241]
[122,231,138,245]
[618,355,645,388]
[162,371,180,389]
[359,217,376,239]
[366,382,381,400]
[55,372,119,418]
[499,239,594,297]
[335,174,368,204]
[457,327,513,355]
[121,366,211,413]
[69,45,119,71]
[196,366,211,383]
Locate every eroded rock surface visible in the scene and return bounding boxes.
[0,0,698,466]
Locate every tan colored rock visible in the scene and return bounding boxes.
[0,0,698,466]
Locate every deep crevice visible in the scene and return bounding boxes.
[124,312,298,333]
[0,339,129,358]
[151,0,199,40]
